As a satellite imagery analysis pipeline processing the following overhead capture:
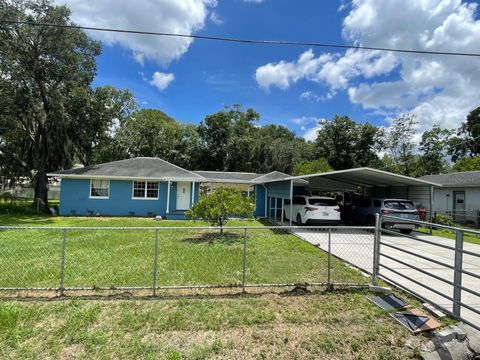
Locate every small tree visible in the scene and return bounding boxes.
[186,188,254,232]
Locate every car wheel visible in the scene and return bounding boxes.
[296,213,303,226]
[400,229,412,235]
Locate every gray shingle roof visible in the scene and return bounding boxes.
[49,157,204,180]
[419,171,480,187]
[193,171,263,182]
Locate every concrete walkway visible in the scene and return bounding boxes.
[291,227,480,328]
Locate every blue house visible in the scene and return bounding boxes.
[49,157,291,219]
[49,157,439,222]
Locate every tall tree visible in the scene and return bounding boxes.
[115,109,181,162]
[449,107,480,161]
[386,114,418,175]
[251,125,308,173]
[0,0,101,206]
[292,159,332,176]
[314,115,382,170]
[418,125,452,175]
[452,156,480,172]
[198,105,259,171]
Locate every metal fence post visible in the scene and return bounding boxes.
[59,228,68,296]
[153,228,159,297]
[327,227,332,289]
[372,213,381,285]
[242,228,247,293]
[453,229,464,317]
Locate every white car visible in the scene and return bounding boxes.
[284,196,341,225]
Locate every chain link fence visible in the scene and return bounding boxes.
[0,225,374,296]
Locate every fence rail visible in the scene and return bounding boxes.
[376,214,480,331]
[0,225,372,296]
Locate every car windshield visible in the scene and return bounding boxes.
[308,198,337,206]
[384,200,416,210]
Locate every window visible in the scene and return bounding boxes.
[384,200,415,210]
[90,179,109,198]
[308,198,337,206]
[293,196,306,205]
[132,181,159,199]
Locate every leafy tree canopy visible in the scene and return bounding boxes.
[292,159,332,176]
[315,115,382,170]
[186,188,254,229]
[452,156,480,172]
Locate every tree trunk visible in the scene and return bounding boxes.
[33,167,48,210]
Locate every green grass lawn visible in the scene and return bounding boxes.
[0,289,423,359]
[0,213,367,292]
[416,226,480,245]
[0,212,436,359]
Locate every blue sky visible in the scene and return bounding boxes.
[62,0,480,140]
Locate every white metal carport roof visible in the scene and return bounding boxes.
[262,167,442,190]
[261,167,442,226]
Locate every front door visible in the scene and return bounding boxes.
[453,191,465,222]
[176,182,191,210]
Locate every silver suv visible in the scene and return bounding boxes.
[350,198,419,234]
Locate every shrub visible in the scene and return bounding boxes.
[186,188,254,230]
[433,213,454,227]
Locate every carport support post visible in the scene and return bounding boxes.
[453,229,464,317]
[281,198,284,223]
[372,214,381,285]
[289,180,293,226]
[429,185,434,235]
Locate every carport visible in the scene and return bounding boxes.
[258,167,441,227]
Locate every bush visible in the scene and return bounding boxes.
[433,213,454,227]
[186,188,254,229]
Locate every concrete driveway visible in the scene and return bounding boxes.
[292,227,480,328]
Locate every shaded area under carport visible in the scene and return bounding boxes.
[259,167,441,227]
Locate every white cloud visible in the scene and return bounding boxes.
[255,0,480,134]
[209,11,224,25]
[149,72,175,91]
[56,0,216,65]
[300,91,333,102]
[255,50,333,90]
[302,120,326,142]
[243,0,265,3]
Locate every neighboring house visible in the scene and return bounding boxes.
[419,171,480,227]
[48,157,291,218]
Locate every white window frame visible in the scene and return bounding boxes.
[89,179,110,199]
[132,181,159,200]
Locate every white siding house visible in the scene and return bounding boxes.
[419,171,480,227]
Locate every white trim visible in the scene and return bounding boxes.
[131,180,160,200]
[191,181,195,207]
[89,179,110,199]
[47,174,202,182]
[166,180,171,214]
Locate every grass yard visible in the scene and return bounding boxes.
[0,214,368,292]
[0,212,438,359]
[0,289,424,359]
[416,225,480,245]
